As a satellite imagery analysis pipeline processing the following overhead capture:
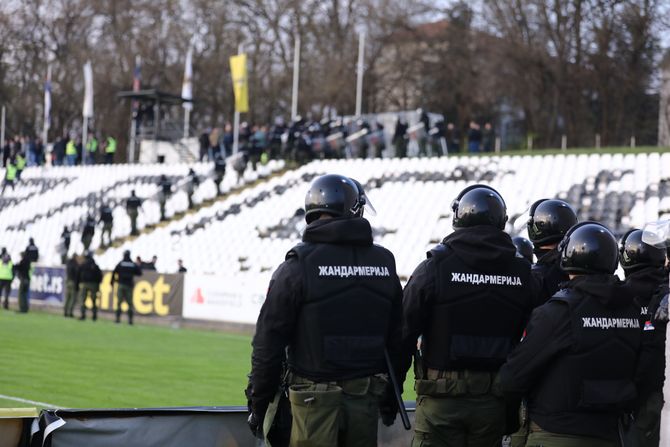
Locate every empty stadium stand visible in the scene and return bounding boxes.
[91,152,670,279]
[0,160,285,265]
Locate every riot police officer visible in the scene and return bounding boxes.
[500,222,643,447]
[512,236,534,264]
[247,174,403,447]
[620,229,668,447]
[186,168,199,209]
[157,175,172,221]
[100,203,114,247]
[126,190,142,236]
[81,215,96,251]
[527,199,578,303]
[213,152,227,196]
[77,251,102,321]
[401,184,536,446]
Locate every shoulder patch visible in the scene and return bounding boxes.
[427,243,447,259]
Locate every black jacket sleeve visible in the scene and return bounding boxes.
[499,301,573,401]
[385,266,404,392]
[249,257,302,419]
[400,258,435,381]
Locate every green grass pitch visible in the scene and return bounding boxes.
[0,311,416,410]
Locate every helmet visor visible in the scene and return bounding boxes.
[642,220,670,248]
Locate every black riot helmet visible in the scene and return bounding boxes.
[559,221,619,274]
[619,228,666,272]
[527,199,578,246]
[304,174,360,224]
[451,184,507,230]
[512,236,534,263]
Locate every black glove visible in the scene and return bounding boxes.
[247,411,263,438]
[379,405,398,427]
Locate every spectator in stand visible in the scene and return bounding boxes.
[2,137,11,167]
[199,129,210,162]
[209,127,220,161]
[177,259,187,273]
[232,151,248,185]
[25,237,39,263]
[0,252,13,310]
[223,123,234,156]
[249,124,267,171]
[26,137,37,166]
[53,135,67,166]
[467,121,482,153]
[75,137,83,164]
[482,122,495,153]
[34,138,44,166]
[135,255,143,268]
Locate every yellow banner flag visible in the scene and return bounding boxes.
[229,53,249,113]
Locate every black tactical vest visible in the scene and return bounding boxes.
[529,288,641,440]
[423,245,534,371]
[286,242,399,382]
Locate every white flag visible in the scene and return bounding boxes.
[181,46,193,110]
[82,61,94,118]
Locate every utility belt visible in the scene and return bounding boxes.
[287,372,388,397]
[415,368,502,397]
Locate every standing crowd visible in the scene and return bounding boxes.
[247,175,668,447]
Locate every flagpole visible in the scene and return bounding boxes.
[182,45,193,140]
[0,106,5,150]
[355,31,365,117]
[233,43,243,155]
[291,35,300,121]
[43,65,51,146]
[129,55,141,164]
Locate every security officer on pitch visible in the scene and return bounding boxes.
[401,184,536,447]
[110,250,142,324]
[527,199,578,303]
[619,229,668,447]
[126,190,142,235]
[247,174,403,447]
[499,222,644,447]
[64,254,79,317]
[100,203,114,247]
[77,251,102,321]
[0,252,13,309]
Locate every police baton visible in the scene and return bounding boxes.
[384,349,411,430]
